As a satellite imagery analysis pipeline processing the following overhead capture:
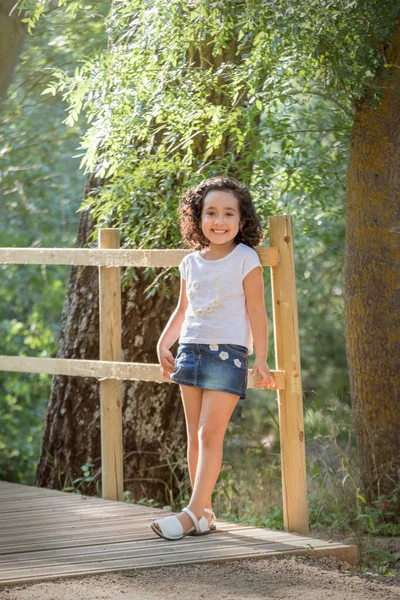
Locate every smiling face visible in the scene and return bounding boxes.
[200,190,244,247]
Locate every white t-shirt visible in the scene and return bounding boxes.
[178,242,263,355]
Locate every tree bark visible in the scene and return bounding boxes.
[344,14,400,505]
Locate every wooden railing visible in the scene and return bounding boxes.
[0,214,308,534]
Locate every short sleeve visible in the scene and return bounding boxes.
[178,255,187,280]
[242,249,263,281]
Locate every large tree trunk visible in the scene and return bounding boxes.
[35,33,254,503]
[35,176,186,504]
[344,15,400,506]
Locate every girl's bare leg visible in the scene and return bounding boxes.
[178,384,202,487]
[175,388,240,533]
[178,385,213,513]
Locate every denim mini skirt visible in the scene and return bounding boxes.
[170,343,249,400]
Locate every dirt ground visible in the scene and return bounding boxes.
[1,555,399,600]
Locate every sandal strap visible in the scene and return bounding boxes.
[182,506,200,532]
[204,508,216,525]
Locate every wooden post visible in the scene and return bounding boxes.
[98,229,124,501]
[268,215,309,534]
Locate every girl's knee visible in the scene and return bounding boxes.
[198,424,224,447]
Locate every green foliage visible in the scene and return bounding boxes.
[369,548,398,577]
[35,0,398,250]
[61,459,101,494]
[16,1,84,32]
[0,282,64,483]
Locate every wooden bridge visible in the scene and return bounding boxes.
[0,480,357,586]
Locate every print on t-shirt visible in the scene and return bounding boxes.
[188,278,222,318]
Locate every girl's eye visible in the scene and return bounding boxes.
[206,212,234,216]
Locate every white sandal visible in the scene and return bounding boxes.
[151,506,211,540]
[189,507,217,536]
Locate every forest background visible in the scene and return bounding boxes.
[0,0,399,577]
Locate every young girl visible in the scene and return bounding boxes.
[151,176,275,540]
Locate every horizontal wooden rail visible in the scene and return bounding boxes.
[0,247,279,268]
[0,356,286,390]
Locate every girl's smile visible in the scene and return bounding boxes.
[201,190,244,253]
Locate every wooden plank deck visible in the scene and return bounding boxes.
[0,480,358,586]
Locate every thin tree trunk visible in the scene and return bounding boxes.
[344,14,400,505]
[0,1,26,97]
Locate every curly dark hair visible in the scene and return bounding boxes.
[178,176,265,250]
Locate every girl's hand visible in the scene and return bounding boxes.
[251,358,275,389]
[157,346,176,382]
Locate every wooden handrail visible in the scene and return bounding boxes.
[0,247,278,267]
[0,355,286,389]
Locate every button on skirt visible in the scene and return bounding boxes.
[170,343,249,400]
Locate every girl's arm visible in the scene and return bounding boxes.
[157,277,188,381]
[243,267,275,388]
[243,266,268,357]
[157,307,186,351]
[157,276,188,351]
